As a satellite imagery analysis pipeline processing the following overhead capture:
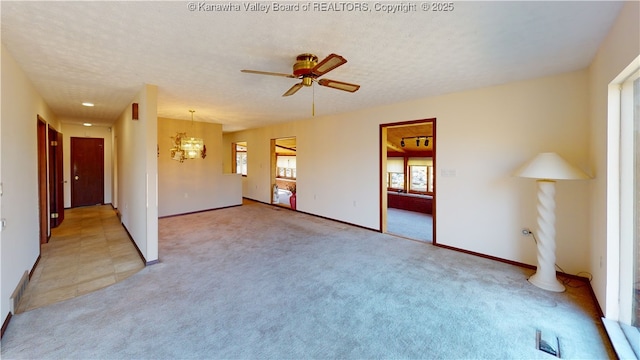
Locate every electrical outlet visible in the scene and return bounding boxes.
[522,228,532,236]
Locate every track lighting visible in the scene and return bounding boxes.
[398,136,432,148]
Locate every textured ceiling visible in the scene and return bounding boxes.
[1,1,623,132]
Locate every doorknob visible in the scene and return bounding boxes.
[74,175,79,180]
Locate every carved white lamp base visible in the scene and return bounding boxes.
[528,180,565,292]
[515,152,589,291]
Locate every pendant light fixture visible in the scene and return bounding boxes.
[170,110,205,162]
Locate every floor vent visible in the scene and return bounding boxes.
[536,329,561,358]
[10,271,29,314]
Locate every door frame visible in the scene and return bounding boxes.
[379,118,436,244]
[48,126,64,228]
[37,116,48,244]
[270,137,297,207]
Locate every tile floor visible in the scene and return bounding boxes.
[16,205,144,313]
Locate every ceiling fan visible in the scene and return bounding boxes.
[241,53,360,97]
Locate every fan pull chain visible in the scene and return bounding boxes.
[312,82,315,116]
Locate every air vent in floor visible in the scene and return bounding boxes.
[536,329,561,358]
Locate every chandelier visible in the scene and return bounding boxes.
[170,110,206,162]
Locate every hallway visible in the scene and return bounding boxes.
[16,205,144,313]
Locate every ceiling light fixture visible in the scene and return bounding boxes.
[399,136,432,147]
[83,123,92,127]
[170,110,206,162]
[82,102,94,107]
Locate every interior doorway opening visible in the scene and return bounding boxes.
[380,119,436,243]
[271,137,297,210]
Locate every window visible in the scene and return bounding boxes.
[387,157,405,190]
[409,165,427,192]
[623,74,640,328]
[619,70,640,330]
[407,157,434,194]
[388,172,405,189]
[617,65,640,357]
[631,76,639,328]
[236,152,247,175]
[276,155,296,179]
[605,57,639,357]
[234,142,247,176]
[386,157,434,193]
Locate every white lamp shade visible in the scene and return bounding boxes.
[514,152,590,180]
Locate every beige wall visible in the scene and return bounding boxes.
[1,2,636,324]
[59,123,113,207]
[1,45,60,319]
[113,85,159,263]
[158,117,242,217]
[587,1,640,315]
[225,69,591,275]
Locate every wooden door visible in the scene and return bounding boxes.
[37,117,48,244]
[71,137,104,207]
[48,127,64,227]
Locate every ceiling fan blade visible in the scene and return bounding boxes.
[311,53,347,76]
[241,69,296,78]
[318,78,360,93]
[283,83,304,97]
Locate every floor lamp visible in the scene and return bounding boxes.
[514,152,589,292]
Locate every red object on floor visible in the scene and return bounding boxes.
[289,194,297,210]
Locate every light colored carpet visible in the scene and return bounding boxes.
[387,207,432,242]
[1,200,613,359]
